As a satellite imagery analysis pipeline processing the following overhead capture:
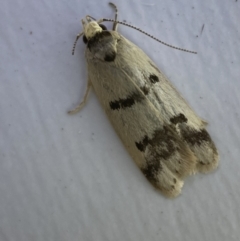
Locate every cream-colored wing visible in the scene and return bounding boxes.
[85,31,197,197]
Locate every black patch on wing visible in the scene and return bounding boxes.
[141,160,162,183]
[135,127,176,160]
[137,127,188,185]
[104,51,116,61]
[170,114,188,125]
[109,92,144,110]
[182,128,212,146]
[140,85,149,95]
[181,127,218,156]
[149,74,159,83]
[135,136,149,151]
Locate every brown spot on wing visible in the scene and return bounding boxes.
[180,127,218,172]
[149,74,159,83]
[135,127,176,160]
[135,136,148,152]
[104,51,116,61]
[140,85,149,95]
[182,128,212,146]
[109,92,144,110]
[141,160,162,183]
[170,114,188,125]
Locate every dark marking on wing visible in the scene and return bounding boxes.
[135,127,176,160]
[181,128,215,149]
[109,92,144,110]
[141,160,162,183]
[104,51,116,61]
[170,114,188,125]
[140,85,149,95]
[135,136,148,152]
[149,74,159,83]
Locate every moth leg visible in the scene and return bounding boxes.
[109,2,118,31]
[68,78,92,114]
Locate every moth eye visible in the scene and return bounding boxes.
[99,24,107,30]
[83,35,88,44]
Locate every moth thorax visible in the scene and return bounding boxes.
[84,21,102,39]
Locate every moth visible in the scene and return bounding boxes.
[69,3,219,198]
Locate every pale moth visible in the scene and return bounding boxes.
[69,3,219,198]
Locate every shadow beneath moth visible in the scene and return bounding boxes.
[69,2,219,198]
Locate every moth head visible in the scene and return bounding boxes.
[72,16,109,54]
[82,18,102,40]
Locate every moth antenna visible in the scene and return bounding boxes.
[72,32,83,55]
[102,18,197,54]
[109,2,119,30]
